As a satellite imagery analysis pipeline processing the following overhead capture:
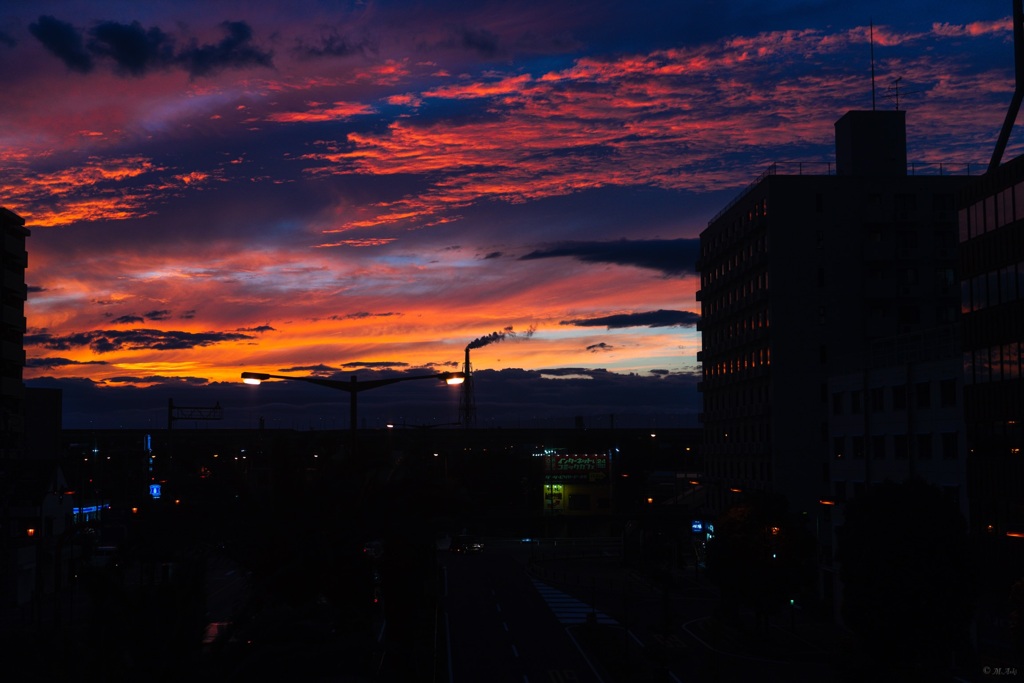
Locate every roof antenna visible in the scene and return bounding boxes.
[870,19,876,111]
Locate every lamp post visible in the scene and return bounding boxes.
[241,370,465,453]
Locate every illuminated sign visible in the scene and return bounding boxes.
[543,454,609,483]
[692,520,703,533]
[150,484,161,499]
[72,504,110,523]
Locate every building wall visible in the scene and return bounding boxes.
[828,359,968,512]
[0,207,29,459]
[698,112,967,521]
[959,153,1024,535]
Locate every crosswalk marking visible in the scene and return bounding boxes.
[531,579,618,625]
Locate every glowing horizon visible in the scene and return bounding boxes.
[1,1,1016,427]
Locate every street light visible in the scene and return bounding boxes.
[240,370,465,451]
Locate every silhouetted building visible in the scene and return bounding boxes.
[1,207,29,459]
[959,153,1024,538]
[24,387,63,459]
[696,110,969,519]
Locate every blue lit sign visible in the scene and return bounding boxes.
[150,484,161,499]
[691,520,703,533]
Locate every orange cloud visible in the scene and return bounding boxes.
[266,101,376,122]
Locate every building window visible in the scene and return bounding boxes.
[892,386,907,411]
[940,379,957,408]
[851,391,862,414]
[917,433,933,460]
[898,306,921,325]
[1002,265,1018,303]
[834,436,845,459]
[895,193,917,220]
[872,435,886,459]
[1006,342,1021,380]
[942,432,959,459]
[870,387,885,413]
[975,275,987,311]
[832,392,844,415]
[853,436,865,459]
[894,435,908,459]
[937,268,955,288]
[1015,181,1024,225]
[999,187,1014,227]
[975,348,990,384]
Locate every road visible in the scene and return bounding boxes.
[441,540,840,683]
[531,555,840,683]
[442,544,604,683]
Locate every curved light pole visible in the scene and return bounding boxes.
[241,370,465,452]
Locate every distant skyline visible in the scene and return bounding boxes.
[2,1,1018,429]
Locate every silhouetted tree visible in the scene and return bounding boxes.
[837,478,974,680]
[706,492,816,632]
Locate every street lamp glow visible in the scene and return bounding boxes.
[238,367,468,438]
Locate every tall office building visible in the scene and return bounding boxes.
[959,155,1024,539]
[697,111,968,519]
[0,207,29,459]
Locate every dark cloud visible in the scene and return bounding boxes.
[26,357,108,368]
[177,21,273,78]
[106,375,209,385]
[342,312,401,320]
[238,324,276,333]
[587,342,614,352]
[29,15,93,72]
[88,20,175,76]
[25,329,253,353]
[460,27,500,57]
[111,315,145,325]
[180,310,196,319]
[483,251,503,260]
[520,239,700,277]
[340,361,410,368]
[27,285,47,293]
[29,16,271,78]
[296,29,365,58]
[110,310,170,324]
[279,364,339,375]
[561,309,700,329]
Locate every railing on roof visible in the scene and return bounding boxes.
[707,160,980,227]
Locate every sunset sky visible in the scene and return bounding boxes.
[2,1,1017,430]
